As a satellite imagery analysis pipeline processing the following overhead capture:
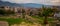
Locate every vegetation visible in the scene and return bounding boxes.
[6,9,15,15]
[0,9,6,15]
[0,18,24,26]
[0,9,15,15]
[29,11,33,16]
[0,6,58,26]
[31,16,54,23]
[41,6,53,24]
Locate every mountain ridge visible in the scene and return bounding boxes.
[0,1,43,8]
[0,1,60,8]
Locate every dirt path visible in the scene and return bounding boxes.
[11,22,42,26]
[25,15,39,23]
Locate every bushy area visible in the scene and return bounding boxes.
[0,9,15,15]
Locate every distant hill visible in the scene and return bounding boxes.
[0,1,60,8]
[0,1,43,8]
[0,1,21,7]
[21,3,43,8]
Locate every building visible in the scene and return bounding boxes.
[53,6,60,20]
[0,6,22,13]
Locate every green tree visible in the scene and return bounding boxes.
[29,11,33,16]
[38,12,43,17]
[22,9,25,18]
[6,9,15,15]
[42,6,53,24]
[0,9,6,15]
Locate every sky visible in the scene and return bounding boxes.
[1,0,60,6]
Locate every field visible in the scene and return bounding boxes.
[0,15,55,26]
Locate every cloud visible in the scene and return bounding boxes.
[43,0,60,6]
[1,0,36,3]
[1,0,60,6]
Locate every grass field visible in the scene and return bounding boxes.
[31,16,55,23]
[0,16,55,26]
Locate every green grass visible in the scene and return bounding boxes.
[0,17,34,25]
[31,16,54,23]
[0,15,55,25]
[0,18,24,25]
[7,18,24,24]
[47,18,54,23]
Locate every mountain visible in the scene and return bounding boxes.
[0,1,21,7]
[0,1,60,8]
[21,3,43,8]
[0,1,43,8]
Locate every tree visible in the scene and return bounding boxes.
[6,9,15,15]
[22,9,25,18]
[29,11,33,16]
[0,9,6,15]
[42,6,53,24]
[22,9,25,13]
[38,12,43,17]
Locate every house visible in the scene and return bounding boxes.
[0,6,22,13]
[53,6,60,20]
